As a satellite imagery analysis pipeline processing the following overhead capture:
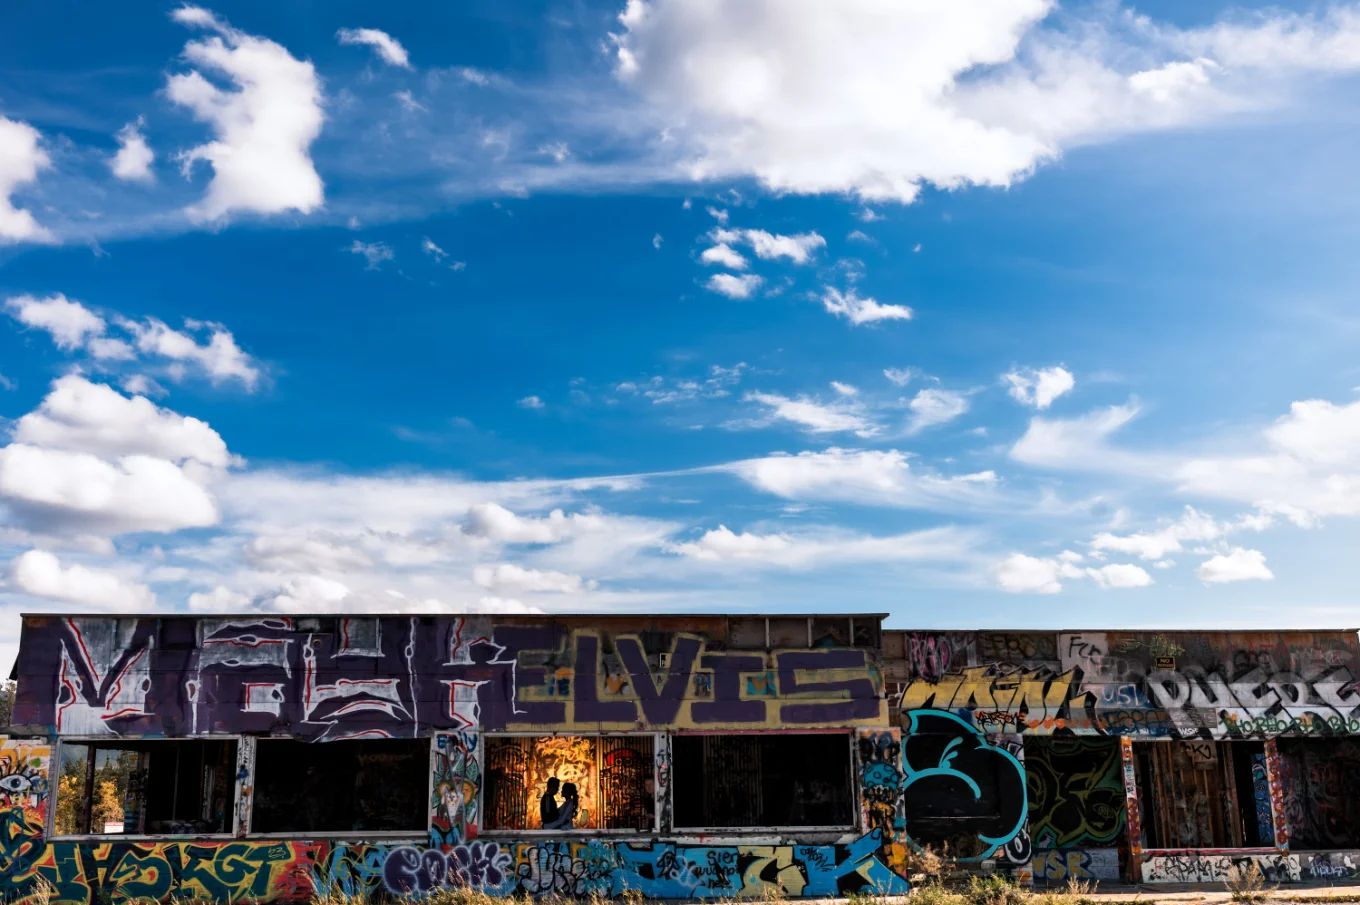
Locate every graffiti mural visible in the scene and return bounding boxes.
[13,617,886,738]
[1141,852,1301,884]
[1278,737,1360,849]
[887,630,1360,741]
[1025,738,1125,850]
[898,710,1028,862]
[430,732,480,846]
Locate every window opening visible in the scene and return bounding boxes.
[54,739,236,836]
[1132,740,1263,849]
[672,733,852,829]
[1279,738,1360,849]
[483,735,654,831]
[251,738,428,833]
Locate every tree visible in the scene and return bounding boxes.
[55,773,84,835]
[0,680,14,731]
[91,780,124,831]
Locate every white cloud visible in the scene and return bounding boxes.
[883,367,916,386]
[706,273,763,299]
[394,90,426,113]
[188,585,251,611]
[269,574,352,609]
[1087,562,1154,589]
[422,237,447,261]
[672,524,975,567]
[336,27,412,69]
[1004,365,1075,410]
[742,391,878,437]
[611,0,1360,205]
[168,6,325,220]
[458,67,491,86]
[847,230,875,244]
[699,243,748,269]
[1197,547,1274,584]
[123,318,261,390]
[724,447,997,509]
[518,395,545,410]
[463,503,594,544]
[6,293,105,350]
[13,376,234,468]
[996,551,1151,593]
[995,552,1065,593]
[706,206,728,224]
[907,388,969,433]
[349,240,394,269]
[830,381,858,397]
[821,287,912,325]
[0,444,219,533]
[1010,403,1142,469]
[0,115,51,243]
[652,233,663,249]
[11,550,156,610]
[711,227,826,264]
[1089,505,1268,561]
[110,118,155,183]
[472,563,593,594]
[243,534,372,572]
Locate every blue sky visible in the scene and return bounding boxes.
[2,0,1360,668]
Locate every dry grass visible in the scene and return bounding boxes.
[1226,863,1277,904]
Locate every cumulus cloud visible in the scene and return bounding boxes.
[13,375,235,468]
[611,0,1360,204]
[672,524,975,567]
[907,388,969,433]
[1089,506,1269,561]
[422,237,447,261]
[723,447,997,509]
[883,368,916,386]
[1004,365,1074,410]
[1010,403,1142,469]
[167,6,325,220]
[830,381,858,396]
[122,317,261,390]
[0,115,51,243]
[11,550,156,610]
[472,563,594,594]
[336,27,412,68]
[110,118,155,182]
[711,227,825,264]
[995,551,1151,593]
[699,243,747,269]
[6,294,106,350]
[742,391,878,437]
[706,273,763,299]
[349,240,394,269]
[1197,547,1274,584]
[822,287,912,325]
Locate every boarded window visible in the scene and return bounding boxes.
[672,733,853,829]
[483,735,654,831]
[1133,740,1266,849]
[252,738,428,833]
[54,739,236,836]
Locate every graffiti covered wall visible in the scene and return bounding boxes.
[884,630,1360,740]
[13,616,886,739]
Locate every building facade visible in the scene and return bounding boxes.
[0,615,1356,903]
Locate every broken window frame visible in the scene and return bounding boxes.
[480,731,661,836]
[670,729,858,834]
[247,736,432,838]
[49,735,240,840]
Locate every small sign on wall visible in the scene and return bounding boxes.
[1154,655,1176,671]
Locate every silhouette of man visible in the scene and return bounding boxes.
[539,777,560,827]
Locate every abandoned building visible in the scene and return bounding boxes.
[0,613,1358,902]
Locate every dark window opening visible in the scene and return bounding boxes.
[484,735,654,831]
[54,739,236,836]
[673,733,852,828]
[252,738,428,833]
[1133,740,1265,849]
[1279,738,1360,849]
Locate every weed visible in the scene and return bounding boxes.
[965,874,1026,905]
[1226,862,1275,903]
[911,880,967,905]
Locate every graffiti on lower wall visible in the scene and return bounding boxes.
[1141,852,1301,884]
[1024,739,1125,851]
[885,631,1360,739]
[430,732,480,846]
[1030,848,1121,883]
[1,832,911,903]
[14,617,886,740]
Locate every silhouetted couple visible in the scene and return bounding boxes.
[538,777,578,830]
